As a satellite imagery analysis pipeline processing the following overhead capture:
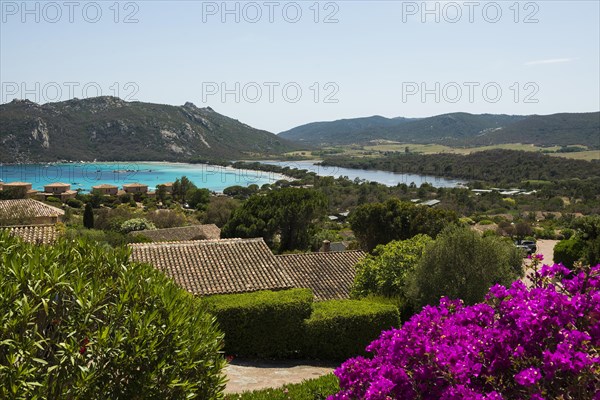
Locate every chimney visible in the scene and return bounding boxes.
[322,240,331,252]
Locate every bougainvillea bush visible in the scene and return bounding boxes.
[330,257,600,399]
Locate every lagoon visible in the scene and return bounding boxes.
[256,160,464,188]
[0,162,284,193]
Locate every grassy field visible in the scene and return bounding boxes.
[365,142,564,155]
[285,143,598,161]
[547,150,600,161]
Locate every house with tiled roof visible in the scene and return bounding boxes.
[276,250,366,301]
[92,184,119,196]
[0,199,65,226]
[122,183,148,194]
[157,182,174,194]
[129,224,221,242]
[1,181,39,198]
[3,224,60,244]
[38,182,77,202]
[129,238,294,296]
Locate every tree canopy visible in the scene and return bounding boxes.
[349,199,458,251]
[352,235,432,300]
[409,225,523,307]
[222,188,327,252]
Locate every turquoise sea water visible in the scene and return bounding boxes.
[0,160,463,193]
[0,162,284,193]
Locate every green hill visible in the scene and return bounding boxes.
[0,97,297,163]
[279,112,599,148]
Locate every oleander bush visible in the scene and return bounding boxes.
[330,258,600,399]
[202,289,313,358]
[0,232,225,399]
[302,300,399,360]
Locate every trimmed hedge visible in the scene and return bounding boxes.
[202,289,313,358]
[302,300,400,360]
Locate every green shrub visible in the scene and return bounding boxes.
[351,235,432,299]
[554,237,587,267]
[302,300,399,360]
[409,225,523,308]
[0,232,225,399]
[560,228,574,240]
[120,217,156,233]
[66,198,83,208]
[224,373,339,400]
[478,219,494,225]
[203,289,313,358]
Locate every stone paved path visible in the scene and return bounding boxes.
[224,359,337,394]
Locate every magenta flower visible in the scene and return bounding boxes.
[514,367,542,386]
[330,264,600,399]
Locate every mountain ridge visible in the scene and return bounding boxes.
[279,112,600,148]
[0,97,297,163]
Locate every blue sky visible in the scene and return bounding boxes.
[1,1,599,132]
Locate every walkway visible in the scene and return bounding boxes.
[224,359,337,394]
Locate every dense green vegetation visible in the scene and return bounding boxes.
[349,199,458,251]
[409,225,523,307]
[349,226,523,316]
[554,215,600,267]
[0,97,297,163]
[351,235,432,300]
[322,149,600,185]
[0,232,225,399]
[224,374,339,400]
[222,188,328,252]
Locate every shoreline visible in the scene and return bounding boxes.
[0,161,295,192]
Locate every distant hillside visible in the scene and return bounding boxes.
[278,115,415,144]
[0,97,296,163]
[468,113,600,148]
[279,112,600,148]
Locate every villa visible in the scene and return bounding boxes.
[0,199,65,225]
[91,184,119,196]
[122,183,149,194]
[157,182,174,194]
[129,237,365,300]
[129,224,221,242]
[130,238,294,296]
[1,181,39,198]
[38,182,77,202]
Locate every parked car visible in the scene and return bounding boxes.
[515,240,537,256]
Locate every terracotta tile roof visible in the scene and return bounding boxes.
[44,182,70,187]
[0,199,65,221]
[130,224,221,242]
[3,225,60,244]
[276,251,366,301]
[3,181,32,187]
[92,184,118,189]
[122,183,148,188]
[129,238,294,296]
